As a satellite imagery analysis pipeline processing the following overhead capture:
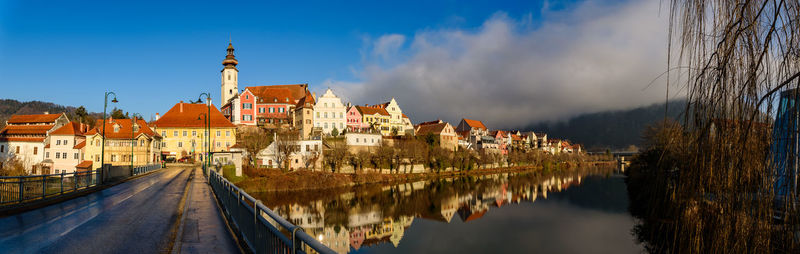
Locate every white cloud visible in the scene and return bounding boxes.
[327,0,672,129]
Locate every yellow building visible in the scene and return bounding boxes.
[355,106,391,136]
[85,118,162,170]
[151,101,237,162]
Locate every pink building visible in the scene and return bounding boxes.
[346,106,369,132]
[220,84,312,127]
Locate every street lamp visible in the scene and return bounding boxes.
[198,113,208,173]
[101,92,118,179]
[131,113,143,174]
[196,93,211,173]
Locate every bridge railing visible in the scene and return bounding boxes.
[208,170,335,254]
[0,170,99,206]
[133,164,161,176]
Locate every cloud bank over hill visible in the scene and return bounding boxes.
[324,0,673,129]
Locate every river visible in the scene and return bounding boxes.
[251,167,642,253]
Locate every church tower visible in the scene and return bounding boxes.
[221,42,239,105]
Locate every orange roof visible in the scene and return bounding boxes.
[75,160,93,169]
[50,122,86,136]
[462,119,487,130]
[355,106,389,116]
[402,113,409,118]
[417,119,443,126]
[416,122,449,136]
[248,87,294,104]
[0,125,54,135]
[0,137,45,142]
[73,140,86,149]
[7,114,62,124]
[86,118,158,139]
[152,102,235,128]
[246,84,309,102]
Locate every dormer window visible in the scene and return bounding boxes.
[113,124,120,133]
[285,98,289,102]
[132,124,139,133]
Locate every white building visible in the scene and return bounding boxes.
[0,113,69,173]
[257,139,323,170]
[345,132,382,153]
[313,88,347,136]
[43,122,90,174]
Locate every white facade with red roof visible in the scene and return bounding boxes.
[43,121,91,174]
[0,113,69,173]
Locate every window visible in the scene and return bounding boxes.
[55,169,60,174]
[324,112,328,118]
[46,152,50,158]
[140,140,145,146]
[111,155,117,162]
[306,145,310,151]
[33,147,38,155]
[217,131,221,137]
[324,103,328,107]
[226,131,230,137]
[16,146,19,153]
[324,123,328,129]
[174,131,178,137]
[192,131,197,137]
[162,131,166,137]
[183,131,188,137]
[56,153,61,159]
[306,119,311,124]
[216,142,221,148]
[95,155,99,162]
[244,115,252,121]
[74,153,79,159]
[259,108,265,113]
[162,142,167,147]
[243,103,252,109]
[316,112,320,118]
[269,107,274,113]
[62,152,67,159]
[0,145,3,152]
[226,142,230,147]
[314,144,319,151]
[228,74,230,80]
[57,140,61,145]
[178,142,183,148]
[245,95,249,99]
[278,108,284,113]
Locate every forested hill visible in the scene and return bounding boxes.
[0,99,110,129]
[525,99,687,151]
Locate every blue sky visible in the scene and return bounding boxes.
[0,0,671,128]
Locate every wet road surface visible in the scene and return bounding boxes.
[0,165,240,254]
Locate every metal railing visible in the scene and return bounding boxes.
[133,164,162,176]
[208,170,335,254]
[0,170,99,206]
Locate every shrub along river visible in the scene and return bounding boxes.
[251,166,642,253]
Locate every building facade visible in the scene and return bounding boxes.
[415,120,458,151]
[84,118,162,170]
[0,113,69,173]
[314,88,347,136]
[151,101,237,162]
[42,122,90,174]
[355,106,391,136]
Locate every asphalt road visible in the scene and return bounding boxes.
[0,165,240,254]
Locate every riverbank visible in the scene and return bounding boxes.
[226,161,615,193]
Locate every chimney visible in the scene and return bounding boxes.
[155,113,160,121]
[43,111,49,115]
[312,92,317,101]
[179,101,184,113]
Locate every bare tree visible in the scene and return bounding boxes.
[323,139,348,173]
[238,127,272,167]
[275,130,300,172]
[301,150,320,171]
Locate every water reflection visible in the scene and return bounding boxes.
[252,167,637,253]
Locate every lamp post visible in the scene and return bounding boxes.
[198,113,208,173]
[196,93,211,173]
[131,113,143,174]
[101,92,118,180]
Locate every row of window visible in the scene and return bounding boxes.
[257,107,285,113]
[315,112,344,119]
[162,130,232,138]
[163,141,231,148]
[55,139,70,146]
[0,145,35,155]
[315,122,345,129]
[46,152,81,160]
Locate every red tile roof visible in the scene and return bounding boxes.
[355,106,389,116]
[0,137,46,142]
[7,114,62,124]
[152,102,236,128]
[246,84,310,102]
[0,125,54,135]
[86,119,158,139]
[248,87,294,104]
[50,122,86,136]
[417,119,443,126]
[73,140,86,149]
[75,160,93,169]
[415,122,449,136]
[462,119,487,130]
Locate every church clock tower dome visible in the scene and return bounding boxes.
[221,41,239,105]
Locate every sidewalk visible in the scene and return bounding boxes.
[173,167,241,254]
